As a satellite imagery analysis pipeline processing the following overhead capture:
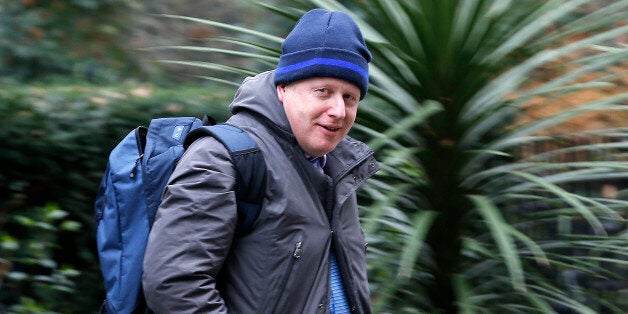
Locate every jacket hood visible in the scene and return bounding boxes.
[229,70,292,133]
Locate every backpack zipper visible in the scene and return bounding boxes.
[130,154,143,179]
[130,126,148,179]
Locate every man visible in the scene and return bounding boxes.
[142,8,379,313]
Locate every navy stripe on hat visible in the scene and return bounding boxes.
[276,57,368,82]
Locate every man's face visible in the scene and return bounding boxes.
[277,77,360,157]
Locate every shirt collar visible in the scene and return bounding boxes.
[307,154,327,171]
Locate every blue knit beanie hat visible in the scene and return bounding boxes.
[274,9,372,100]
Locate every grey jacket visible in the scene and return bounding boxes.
[142,71,379,313]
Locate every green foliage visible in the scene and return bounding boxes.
[0,80,234,312]
[0,203,80,313]
[354,1,628,312]
[0,0,135,82]
[173,0,628,312]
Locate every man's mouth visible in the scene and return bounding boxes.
[322,125,340,132]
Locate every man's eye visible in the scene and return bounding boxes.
[344,93,358,103]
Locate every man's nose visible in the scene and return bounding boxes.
[327,95,346,118]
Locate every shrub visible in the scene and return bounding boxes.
[0,80,234,312]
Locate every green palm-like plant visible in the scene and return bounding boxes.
[157,0,628,312]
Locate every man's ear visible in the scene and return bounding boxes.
[276,84,286,102]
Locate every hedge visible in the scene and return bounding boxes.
[0,80,236,313]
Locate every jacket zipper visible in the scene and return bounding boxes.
[328,163,372,313]
[267,240,302,312]
[331,233,360,312]
[326,179,362,313]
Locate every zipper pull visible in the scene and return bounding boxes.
[130,154,143,178]
[293,241,302,259]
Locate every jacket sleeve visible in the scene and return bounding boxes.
[142,136,238,314]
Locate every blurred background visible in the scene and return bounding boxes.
[0,0,626,313]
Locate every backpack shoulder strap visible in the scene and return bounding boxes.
[184,124,266,233]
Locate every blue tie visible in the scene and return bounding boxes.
[310,156,350,313]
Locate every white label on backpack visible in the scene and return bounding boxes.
[172,125,185,141]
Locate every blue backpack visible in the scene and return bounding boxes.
[94,116,266,314]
